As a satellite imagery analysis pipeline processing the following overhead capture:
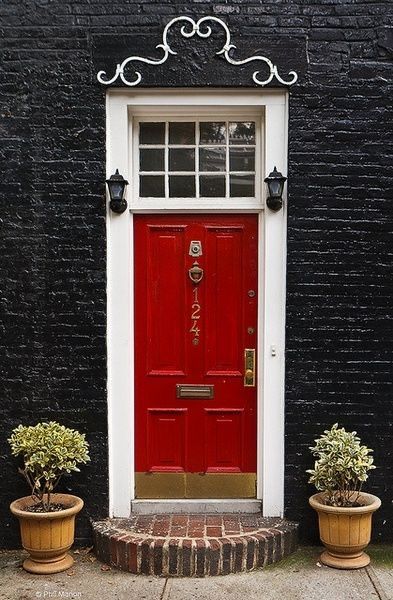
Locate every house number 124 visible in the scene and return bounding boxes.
[190,287,201,344]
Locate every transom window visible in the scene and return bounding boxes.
[137,120,257,199]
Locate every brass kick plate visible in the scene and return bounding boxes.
[176,384,214,399]
[135,472,256,499]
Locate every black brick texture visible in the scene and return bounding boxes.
[0,0,392,547]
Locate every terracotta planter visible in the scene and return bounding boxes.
[309,491,381,569]
[10,493,83,574]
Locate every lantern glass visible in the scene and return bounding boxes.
[268,179,283,198]
[109,182,125,201]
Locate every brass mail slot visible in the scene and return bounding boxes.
[176,384,214,399]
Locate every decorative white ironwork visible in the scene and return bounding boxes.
[97,16,298,87]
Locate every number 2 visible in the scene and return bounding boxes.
[191,303,200,320]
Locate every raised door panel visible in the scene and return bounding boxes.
[205,409,244,472]
[147,409,187,471]
[205,226,244,376]
[146,225,186,376]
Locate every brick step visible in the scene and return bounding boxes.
[92,514,298,577]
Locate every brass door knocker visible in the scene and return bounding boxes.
[188,261,204,284]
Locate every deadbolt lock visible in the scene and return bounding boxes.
[244,349,255,387]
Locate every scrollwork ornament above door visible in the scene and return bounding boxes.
[96,16,298,87]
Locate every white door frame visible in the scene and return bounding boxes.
[106,89,288,517]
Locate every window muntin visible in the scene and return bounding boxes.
[138,120,257,199]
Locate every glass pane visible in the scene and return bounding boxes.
[229,147,255,172]
[169,122,195,145]
[199,147,226,172]
[139,122,165,145]
[140,148,165,172]
[200,122,226,145]
[200,176,226,197]
[230,174,255,197]
[140,175,165,197]
[110,183,124,201]
[169,148,195,172]
[169,176,195,197]
[229,122,255,145]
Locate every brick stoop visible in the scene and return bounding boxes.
[92,514,298,576]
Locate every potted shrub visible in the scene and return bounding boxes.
[308,423,380,569]
[9,421,90,574]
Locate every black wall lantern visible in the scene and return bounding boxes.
[106,169,129,214]
[264,167,287,212]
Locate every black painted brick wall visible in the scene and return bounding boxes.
[0,1,392,546]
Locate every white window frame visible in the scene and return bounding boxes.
[132,112,262,210]
[106,89,288,517]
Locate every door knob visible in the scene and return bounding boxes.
[245,369,254,384]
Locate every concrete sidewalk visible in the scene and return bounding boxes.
[1,546,392,600]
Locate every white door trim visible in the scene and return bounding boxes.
[106,89,287,517]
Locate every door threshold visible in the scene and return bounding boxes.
[131,499,262,514]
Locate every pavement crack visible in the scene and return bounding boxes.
[366,565,390,600]
[161,577,172,600]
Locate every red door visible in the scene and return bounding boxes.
[134,214,258,498]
